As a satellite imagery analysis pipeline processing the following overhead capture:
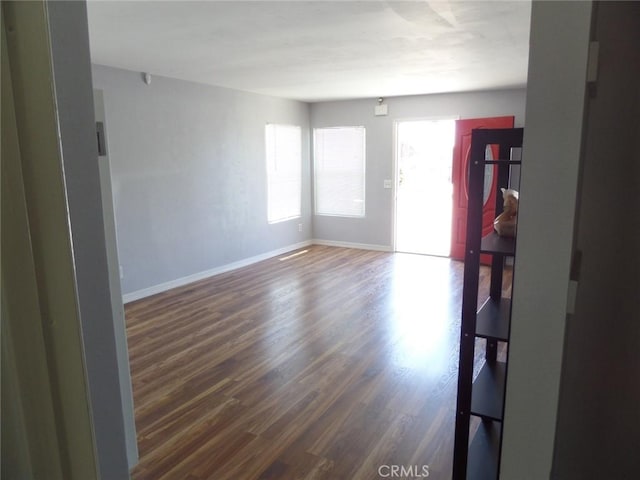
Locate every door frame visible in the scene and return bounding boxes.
[2,2,99,477]
[93,89,139,468]
[391,115,459,254]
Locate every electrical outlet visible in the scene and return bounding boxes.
[298,223,303,232]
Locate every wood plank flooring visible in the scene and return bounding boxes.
[126,245,505,480]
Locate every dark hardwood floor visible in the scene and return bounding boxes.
[125,245,507,479]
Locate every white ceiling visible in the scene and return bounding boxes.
[86,1,532,103]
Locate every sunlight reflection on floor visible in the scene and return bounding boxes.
[260,249,462,380]
[387,253,457,375]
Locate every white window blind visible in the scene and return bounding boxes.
[266,124,301,223]
[314,126,366,217]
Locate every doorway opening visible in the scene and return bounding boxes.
[394,119,456,256]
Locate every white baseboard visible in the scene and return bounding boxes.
[123,240,313,303]
[311,239,393,252]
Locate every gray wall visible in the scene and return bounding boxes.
[310,89,527,247]
[552,2,640,478]
[92,65,311,296]
[47,2,130,478]
[501,2,593,478]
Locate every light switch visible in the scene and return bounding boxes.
[383,179,392,189]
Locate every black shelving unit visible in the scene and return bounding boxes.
[453,128,524,480]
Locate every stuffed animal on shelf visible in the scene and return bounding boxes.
[493,188,519,237]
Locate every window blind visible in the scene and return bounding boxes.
[266,124,301,223]
[314,126,366,217]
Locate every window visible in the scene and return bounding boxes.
[314,126,366,217]
[266,124,301,223]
